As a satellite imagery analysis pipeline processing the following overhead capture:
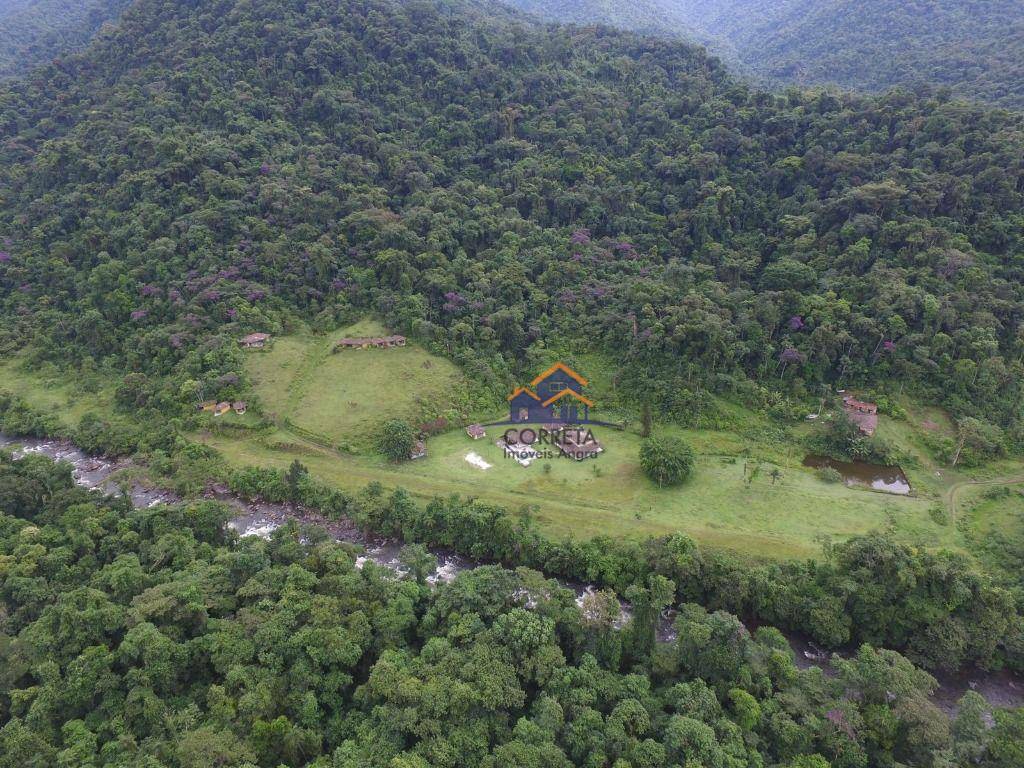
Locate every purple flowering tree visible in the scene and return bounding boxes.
[570,228,591,245]
[442,291,466,313]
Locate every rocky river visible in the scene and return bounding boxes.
[2,433,1022,716]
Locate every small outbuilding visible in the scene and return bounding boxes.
[466,424,486,440]
[334,334,407,351]
[197,400,216,412]
[214,402,231,416]
[553,428,604,460]
[240,332,270,349]
[232,401,247,414]
[410,440,427,460]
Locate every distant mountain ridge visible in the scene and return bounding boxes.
[501,0,1024,108]
[500,0,687,34]
[9,0,1022,107]
[673,0,1024,107]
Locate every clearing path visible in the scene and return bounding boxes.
[945,475,1024,520]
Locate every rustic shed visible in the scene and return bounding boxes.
[240,332,270,348]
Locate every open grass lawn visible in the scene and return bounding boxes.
[0,354,118,427]
[244,319,470,450]
[220,337,1024,560]
[221,340,1022,560]
[957,483,1024,579]
[200,418,971,560]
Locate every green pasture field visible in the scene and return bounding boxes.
[201,420,964,559]
[210,329,999,559]
[0,355,119,424]
[2,335,1021,564]
[243,319,470,451]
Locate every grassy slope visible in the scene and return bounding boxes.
[245,319,470,451]
[202,422,953,558]
[956,483,1024,579]
[0,354,119,424]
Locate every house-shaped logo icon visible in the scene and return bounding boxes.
[507,362,595,424]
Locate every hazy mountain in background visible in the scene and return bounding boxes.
[5,0,1021,107]
[500,0,689,35]
[502,0,1024,108]
[673,0,1024,107]
[0,0,130,78]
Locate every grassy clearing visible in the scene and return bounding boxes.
[218,335,1024,559]
[2,338,1018,563]
[957,483,1024,579]
[199,415,969,560]
[224,338,1024,559]
[0,354,118,428]
[244,319,470,450]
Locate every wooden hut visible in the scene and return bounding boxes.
[240,332,270,349]
[551,427,603,460]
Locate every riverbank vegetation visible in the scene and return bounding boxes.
[0,340,1019,566]
[0,0,1022,568]
[3,388,1023,676]
[2,451,1024,767]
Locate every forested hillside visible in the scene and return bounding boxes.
[670,0,1024,108]
[2,2,1024,762]
[1,0,1023,438]
[0,0,130,79]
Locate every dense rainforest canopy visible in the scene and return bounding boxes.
[0,0,1023,440]
[2,2,1024,763]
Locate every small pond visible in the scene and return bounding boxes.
[803,454,911,495]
